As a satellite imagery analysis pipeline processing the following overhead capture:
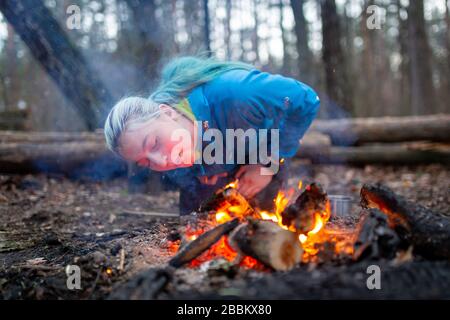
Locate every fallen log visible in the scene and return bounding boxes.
[0,130,103,143]
[360,183,450,260]
[311,114,450,145]
[0,142,125,177]
[353,209,400,261]
[297,142,450,165]
[1,135,450,176]
[229,219,303,271]
[281,183,330,234]
[168,218,240,268]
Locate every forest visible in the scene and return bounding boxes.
[0,0,449,131]
[1,0,450,302]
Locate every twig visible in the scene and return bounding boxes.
[119,210,179,218]
[118,248,125,272]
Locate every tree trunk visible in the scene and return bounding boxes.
[290,0,313,83]
[203,0,211,55]
[225,0,232,60]
[183,0,202,54]
[396,0,411,116]
[279,0,290,75]
[5,24,19,110]
[407,0,436,115]
[310,114,450,145]
[446,0,450,102]
[122,0,163,90]
[0,0,113,130]
[252,0,260,64]
[320,0,353,114]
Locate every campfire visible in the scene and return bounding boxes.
[167,180,355,271]
[166,176,450,273]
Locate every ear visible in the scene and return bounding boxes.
[158,104,179,120]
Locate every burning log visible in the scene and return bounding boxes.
[229,219,303,271]
[353,209,400,261]
[198,183,258,219]
[168,218,239,268]
[281,183,330,234]
[361,183,450,260]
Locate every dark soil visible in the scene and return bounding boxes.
[0,162,449,299]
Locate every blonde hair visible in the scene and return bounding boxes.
[104,97,161,154]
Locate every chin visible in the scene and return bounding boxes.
[176,162,193,168]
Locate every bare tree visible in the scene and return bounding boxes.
[407,0,436,115]
[122,0,163,90]
[252,0,260,64]
[446,0,450,97]
[225,0,232,59]
[278,0,290,74]
[320,0,353,114]
[4,24,18,110]
[203,0,211,55]
[0,0,113,130]
[290,0,313,83]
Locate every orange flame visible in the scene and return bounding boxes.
[175,180,334,268]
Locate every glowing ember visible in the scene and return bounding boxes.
[225,180,238,189]
[215,211,229,224]
[299,234,307,243]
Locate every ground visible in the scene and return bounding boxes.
[0,162,449,299]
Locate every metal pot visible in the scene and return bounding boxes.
[328,195,353,217]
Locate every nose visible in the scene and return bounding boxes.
[146,151,167,168]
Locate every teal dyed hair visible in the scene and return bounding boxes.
[104,56,254,154]
[150,56,253,105]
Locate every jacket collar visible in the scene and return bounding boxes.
[186,85,212,176]
[187,85,212,129]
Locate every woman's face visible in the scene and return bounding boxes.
[118,105,195,171]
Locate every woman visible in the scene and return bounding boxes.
[104,56,320,215]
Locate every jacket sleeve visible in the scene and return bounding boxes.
[205,69,320,159]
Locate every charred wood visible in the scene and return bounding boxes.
[361,183,450,260]
[281,183,330,234]
[169,218,239,268]
[353,209,401,261]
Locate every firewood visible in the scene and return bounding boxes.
[198,184,258,218]
[353,209,400,261]
[168,218,240,268]
[229,219,303,271]
[360,183,450,260]
[281,183,330,234]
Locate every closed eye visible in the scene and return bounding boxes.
[152,136,159,151]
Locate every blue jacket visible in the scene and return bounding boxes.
[163,68,320,190]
